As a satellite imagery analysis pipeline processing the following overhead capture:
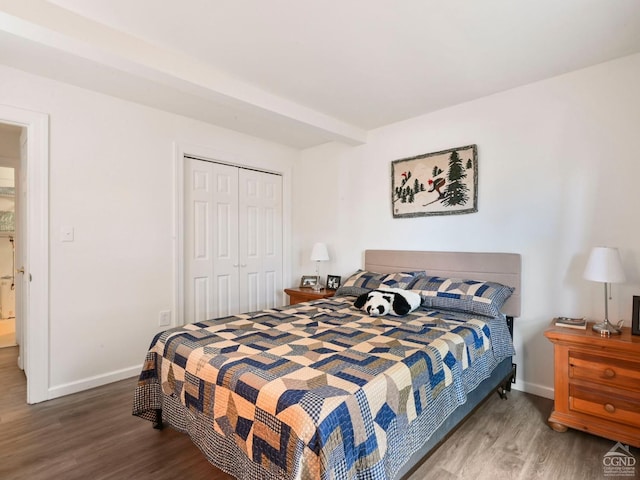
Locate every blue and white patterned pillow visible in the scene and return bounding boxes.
[410,276,514,318]
[335,270,426,297]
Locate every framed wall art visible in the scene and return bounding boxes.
[391,144,478,218]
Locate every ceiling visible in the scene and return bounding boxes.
[1,0,640,148]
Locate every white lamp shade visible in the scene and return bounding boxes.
[583,247,626,283]
[310,242,329,262]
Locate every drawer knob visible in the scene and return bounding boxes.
[604,403,616,413]
[603,368,616,378]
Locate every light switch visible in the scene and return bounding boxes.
[60,226,74,242]
[159,310,171,326]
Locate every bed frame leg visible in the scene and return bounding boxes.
[497,318,518,400]
[153,409,164,430]
[498,385,509,400]
[497,363,517,400]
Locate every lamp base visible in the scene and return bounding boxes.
[311,273,322,291]
[592,320,622,336]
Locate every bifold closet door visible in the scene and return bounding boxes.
[184,158,283,323]
[185,160,240,322]
[238,168,283,313]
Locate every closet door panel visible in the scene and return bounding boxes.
[193,277,210,323]
[185,160,212,324]
[210,163,239,317]
[214,170,237,262]
[260,173,283,310]
[193,201,208,259]
[238,172,261,312]
[238,169,283,312]
[185,159,240,322]
[215,273,233,318]
[245,271,260,313]
[264,270,278,310]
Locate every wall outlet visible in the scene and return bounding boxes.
[158,310,171,327]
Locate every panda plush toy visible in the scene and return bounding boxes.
[354,288,421,317]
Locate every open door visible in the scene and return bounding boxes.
[0,105,49,404]
[15,130,26,370]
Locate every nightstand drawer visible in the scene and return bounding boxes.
[570,384,640,428]
[569,351,640,393]
[546,322,640,447]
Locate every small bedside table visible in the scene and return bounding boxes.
[544,321,640,447]
[284,287,335,305]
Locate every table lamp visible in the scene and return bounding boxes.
[310,242,329,291]
[583,246,626,336]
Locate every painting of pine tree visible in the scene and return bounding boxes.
[393,171,426,204]
[391,144,477,218]
[443,150,469,207]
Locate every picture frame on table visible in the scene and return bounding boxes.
[300,275,318,288]
[632,296,640,335]
[326,275,341,290]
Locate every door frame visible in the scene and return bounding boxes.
[0,105,49,404]
[173,142,291,327]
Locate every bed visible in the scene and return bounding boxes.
[133,250,521,480]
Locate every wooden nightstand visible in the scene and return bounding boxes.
[544,321,640,447]
[284,287,335,305]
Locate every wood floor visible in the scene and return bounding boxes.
[0,345,635,480]
[0,318,16,348]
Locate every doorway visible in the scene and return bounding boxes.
[0,136,18,350]
[0,105,49,404]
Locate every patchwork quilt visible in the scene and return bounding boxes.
[133,297,514,480]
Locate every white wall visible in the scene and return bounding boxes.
[293,53,640,398]
[2,51,639,400]
[0,64,298,396]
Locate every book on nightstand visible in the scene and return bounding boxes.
[554,317,587,329]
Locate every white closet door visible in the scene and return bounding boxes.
[238,169,283,312]
[184,159,239,321]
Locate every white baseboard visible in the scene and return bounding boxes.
[511,379,554,399]
[47,365,141,400]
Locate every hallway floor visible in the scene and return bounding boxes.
[0,317,15,348]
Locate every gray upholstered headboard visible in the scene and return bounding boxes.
[364,250,521,317]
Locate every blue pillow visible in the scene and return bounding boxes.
[335,270,426,297]
[410,276,513,318]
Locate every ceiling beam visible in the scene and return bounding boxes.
[0,0,367,147]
